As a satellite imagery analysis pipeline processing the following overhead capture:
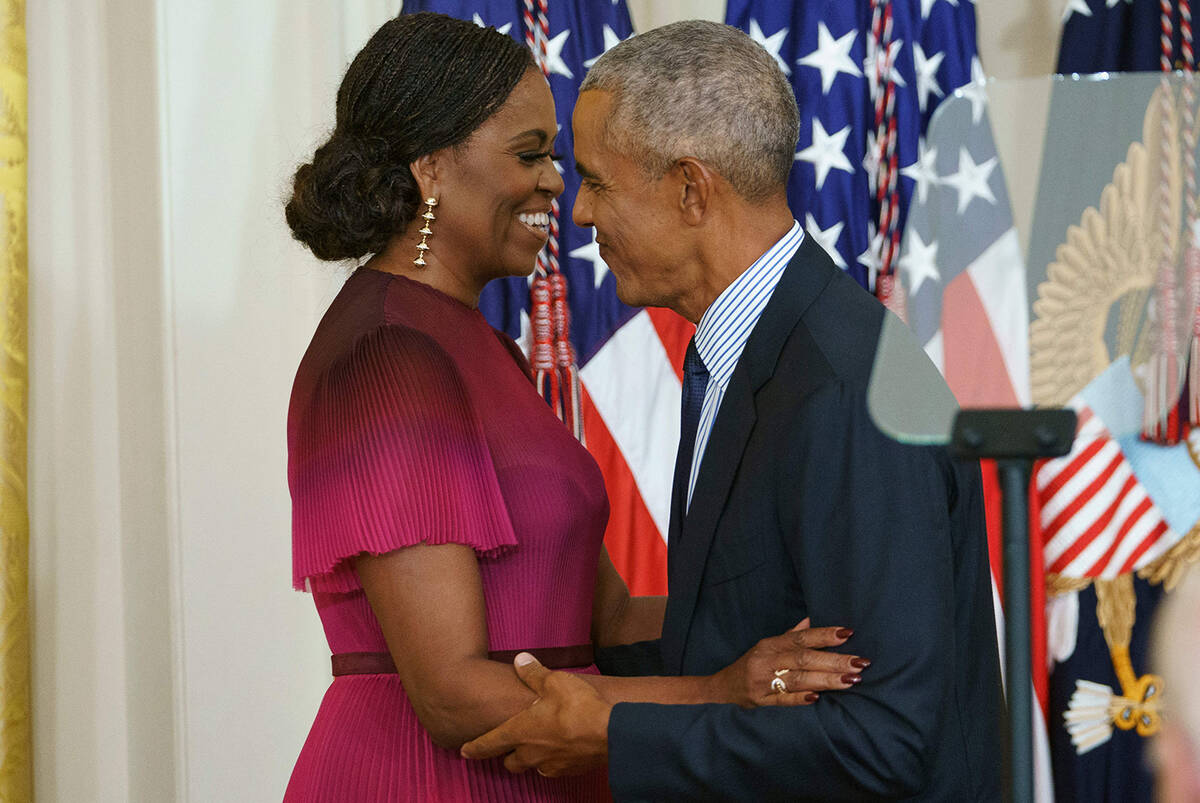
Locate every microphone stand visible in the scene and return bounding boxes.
[950,408,1076,803]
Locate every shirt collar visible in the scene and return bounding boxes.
[693,221,804,390]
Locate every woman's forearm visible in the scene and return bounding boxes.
[405,657,539,750]
[357,544,544,751]
[580,672,718,705]
[583,620,870,709]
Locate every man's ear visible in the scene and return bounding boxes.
[409,151,442,200]
[674,157,716,225]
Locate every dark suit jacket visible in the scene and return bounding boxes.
[600,236,1003,801]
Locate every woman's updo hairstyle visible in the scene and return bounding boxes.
[285,12,535,261]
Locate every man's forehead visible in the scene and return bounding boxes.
[575,88,615,121]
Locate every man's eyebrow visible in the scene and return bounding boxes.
[575,160,598,179]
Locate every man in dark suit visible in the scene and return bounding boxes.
[463,19,1002,801]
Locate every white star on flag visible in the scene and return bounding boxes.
[545,29,574,79]
[797,23,860,94]
[569,227,610,288]
[517,309,531,355]
[805,213,847,269]
[901,140,940,205]
[864,39,907,98]
[1062,0,1093,21]
[1106,0,1133,6]
[552,123,565,176]
[472,13,512,36]
[954,57,988,124]
[795,118,853,190]
[748,19,791,76]
[857,223,884,278]
[920,0,959,18]
[899,230,940,295]
[943,146,998,214]
[863,129,880,192]
[584,25,626,69]
[913,43,945,112]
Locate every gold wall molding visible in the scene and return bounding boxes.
[0,0,29,799]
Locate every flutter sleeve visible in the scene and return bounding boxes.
[289,324,517,592]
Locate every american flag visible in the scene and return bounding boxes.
[725,0,980,292]
[1058,0,1188,75]
[401,0,684,595]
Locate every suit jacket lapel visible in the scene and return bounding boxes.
[660,236,839,674]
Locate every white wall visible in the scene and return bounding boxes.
[157,3,397,799]
[27,1,1066,800]
[30,1,393,799]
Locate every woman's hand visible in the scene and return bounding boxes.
[708,618,870,708]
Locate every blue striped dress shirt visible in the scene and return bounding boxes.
[686,221,805,511]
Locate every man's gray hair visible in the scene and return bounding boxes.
[579,20,799,201]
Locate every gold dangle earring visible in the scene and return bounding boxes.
[413,197,438,268]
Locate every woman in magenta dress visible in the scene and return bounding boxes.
[282,13,865,802]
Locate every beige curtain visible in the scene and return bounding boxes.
[0,0,29,799]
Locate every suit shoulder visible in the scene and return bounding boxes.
[790,268,952,416]
[790,268,886,390]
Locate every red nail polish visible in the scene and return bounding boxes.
[850,658,871,669]
[835,628,853,639]
[841,674,862,685]
[805,692,819,703]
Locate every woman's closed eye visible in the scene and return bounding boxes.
[518,150,562,164]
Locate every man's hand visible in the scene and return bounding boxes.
[460,653,613,777]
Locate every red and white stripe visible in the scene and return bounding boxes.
[1037,406,1177,580]
[582,308,693,595]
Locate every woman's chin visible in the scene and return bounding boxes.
[504,253,542,279]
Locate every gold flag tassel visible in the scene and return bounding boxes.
[1064,575,1164,754]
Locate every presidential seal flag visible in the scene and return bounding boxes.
[1028,2,1200,799]
[401,0,685,595]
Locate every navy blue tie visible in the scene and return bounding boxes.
[673,338,709,520]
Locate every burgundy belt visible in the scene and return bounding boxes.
[331,644,594,676]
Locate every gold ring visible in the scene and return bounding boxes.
[773,668,790,677]
[771,676,788,694]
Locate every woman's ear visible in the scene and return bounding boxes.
[409,151,441,200]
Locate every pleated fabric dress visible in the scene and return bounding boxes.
[284,269,611,802]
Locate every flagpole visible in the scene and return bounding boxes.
[951,408,1076,803]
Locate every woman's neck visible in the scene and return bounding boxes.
[366,237,485,308]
